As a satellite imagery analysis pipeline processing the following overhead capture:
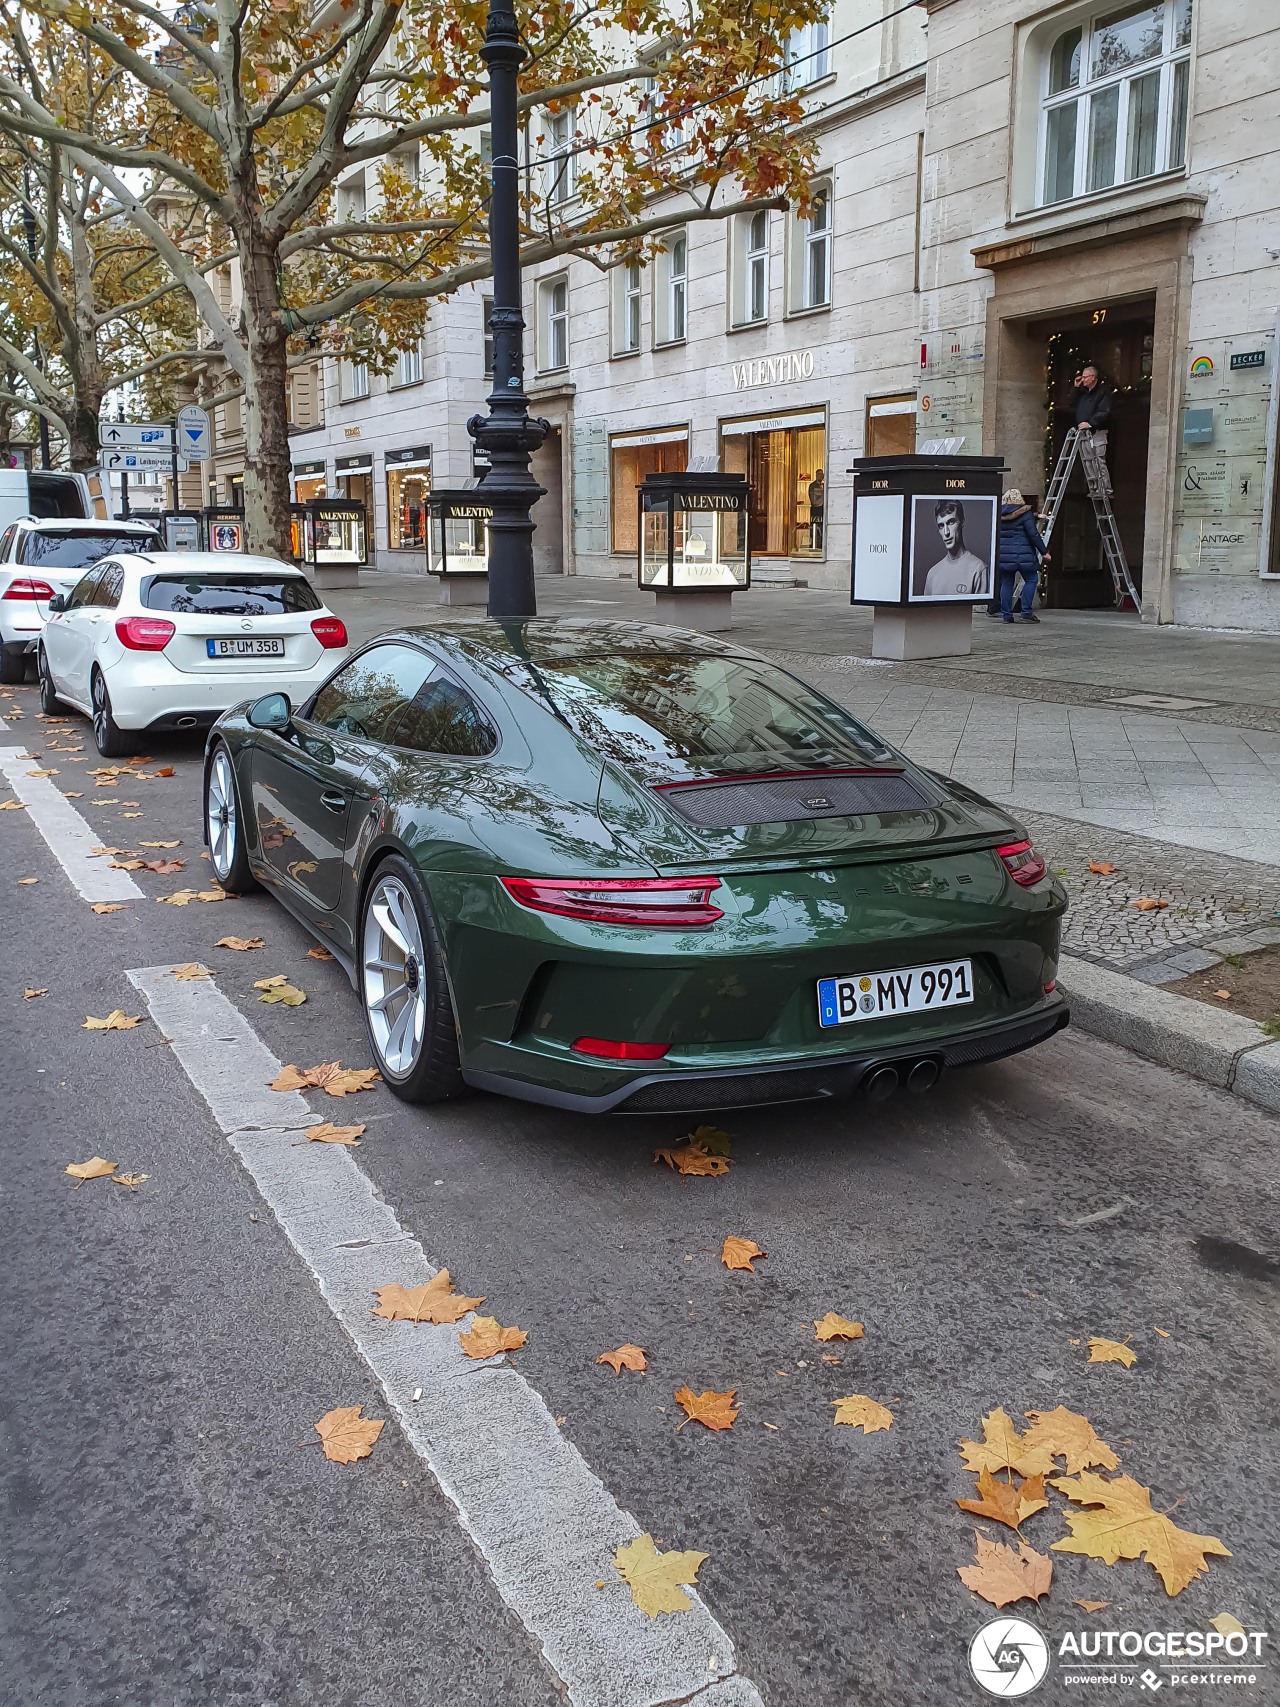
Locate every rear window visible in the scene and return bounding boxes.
[21,532,161,569]
[534,653,896,781]
[142,574,322,615]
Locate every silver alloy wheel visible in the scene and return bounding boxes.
[206,747,237,882]
[362,874,428,1077]
[91,670,109,743]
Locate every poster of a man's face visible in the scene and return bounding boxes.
[909,496,995,601]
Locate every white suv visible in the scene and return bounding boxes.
[39,550,349,755]
[0,517,163,683]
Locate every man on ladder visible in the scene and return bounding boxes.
[1038,363,1141,611]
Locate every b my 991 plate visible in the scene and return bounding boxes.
[817,958,974,1027]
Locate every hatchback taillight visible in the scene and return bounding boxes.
[311,615,347,648]
[115,616,175,651]
[501,875,724,928]
[996,839,1048,887]
[3,578,54,601]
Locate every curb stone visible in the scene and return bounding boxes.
[1059,953,1280,1116]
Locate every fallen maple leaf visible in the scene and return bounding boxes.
[613,1533,708,1617]
[1088,1336,1137,1368]
[314,1404,384,1464]
[1088,860,1117,874]
[1075,1599,1110,1613]
[959,1407,1055,1477]
[831,1394,893,1434]
[170,963,213,981]
[674,1386,739,1431]
[65,1155,117,1186]
[139,839,181,849]
[372,1270,485,1324]
[83,1010,142,1030]
[157,889,199,906]
[1213,989,1231,1000]
[153,765,175,777]
[721,1235,765,1272]
[270,1061,381,1095]
[597,1343,647,1374]
[17,877,37,885]
[144,859,185,875]
[109,858,145,870]
[305,1121,366,1146]
[1153,1327,1171,1338]
[196,888,229,903]
[306,945,334,960]
[64,792,83,798]
[0,799,27,809]
[958,1531,1053,1608]
[1133,897,1169,911]
[89,902,127,914]
[684,1124,731,1155]
[957,1467,1050,1531]
[1051,1473,1230,1595]
[653,1144,730,1176]
[112,1172,149,1191]
[459,1316,527,1359]
[1021,1407,1120,1474]
[121,812,143,818]
[254,975,306,1006]
[90,845,124,856]
[814,1312,864,1342]
[26,767,57,777]
[217,935,264,951]
[23,987,47,1000]
[1210,1613,1246,1638]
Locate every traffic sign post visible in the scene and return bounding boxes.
[176,405,210,462]
[100,421,174,448]
[101,449,190,473]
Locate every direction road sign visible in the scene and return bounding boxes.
[100,422,174,448]
[177,404,210,461]
[101,450,190,473]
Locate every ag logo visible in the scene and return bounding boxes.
[967,1618,1050,1697]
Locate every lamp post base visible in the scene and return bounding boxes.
[871,603,974,660]
[438,575,489,607]
[650,589,734,633]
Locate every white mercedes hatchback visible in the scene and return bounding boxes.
[38,551,350,756]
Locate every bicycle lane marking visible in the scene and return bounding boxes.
[126,961,764,1707]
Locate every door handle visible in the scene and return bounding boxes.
[320,790,348,813]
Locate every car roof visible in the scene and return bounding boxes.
[397,615,753,664]
[111,551,305,574]
[16,517,161,534]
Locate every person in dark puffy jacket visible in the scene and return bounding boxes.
[998,489,1050,623]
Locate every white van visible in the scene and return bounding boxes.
[0,466,109,531]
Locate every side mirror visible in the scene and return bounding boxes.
[248,691,293,732]
[47,593,67,613]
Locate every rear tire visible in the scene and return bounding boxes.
[360,854,464,1104]
[90,668,135,758]
[0,644,27,685]
[204,741,259,894]
[37,646,64,714]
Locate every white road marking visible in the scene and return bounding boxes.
[126,963,763,1707]
[0,744,143,902]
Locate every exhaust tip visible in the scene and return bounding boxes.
[176,715,198,729]
[905,1058,941,1094]
[862,1064,899,1103]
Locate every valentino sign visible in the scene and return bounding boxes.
[731,349,815,390]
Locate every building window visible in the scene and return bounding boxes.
[340,359,369,401]
[783,14,831,89]
[539,275,569,371]
[387,458,431,549]
[656,231,687,345]
[733,210,770,327]
[641,69,689,154]
[610,431,689,554]
[722,415,826,557]
[614,262,642,355]
[390,341,423,388]
[482,296,494,377]
[789,185,832,312]
[543,107,576,207]
[337,175,366,222]
[1039,0,1192,207]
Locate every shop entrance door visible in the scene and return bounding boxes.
[1026,300,1154,608]
[531,423,564,575]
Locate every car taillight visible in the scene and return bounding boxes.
[3,578,55,601]
[572,1038,670,1060]
[311,615,347,648]
[115,616,175,650]
[501,875,724,928]
[996,839,1048,887]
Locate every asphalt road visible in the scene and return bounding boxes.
[2,679,1277,1707]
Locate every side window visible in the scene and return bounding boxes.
[0,526,15,562]
[308,643,433,741]
[66,564,105,610]
[94,565,124,609]
[390,669,497,757]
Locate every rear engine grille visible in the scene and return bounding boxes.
[619,1062,861,1113]
[657,770,930,829]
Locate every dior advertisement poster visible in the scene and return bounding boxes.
[909,496,996,601]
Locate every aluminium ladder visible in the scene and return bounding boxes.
[1038,426,1140,610]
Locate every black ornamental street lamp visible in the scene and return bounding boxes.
[469,0,549,620]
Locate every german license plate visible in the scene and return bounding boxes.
[207,637,285,658]
[817,959,974,1027]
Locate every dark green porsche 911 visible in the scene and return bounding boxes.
[202,618,1067,1112]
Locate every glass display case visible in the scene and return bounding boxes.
[637,470,750,592]
[202,506,246,553]
[427,487,494,577]
[296,498,368,567]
